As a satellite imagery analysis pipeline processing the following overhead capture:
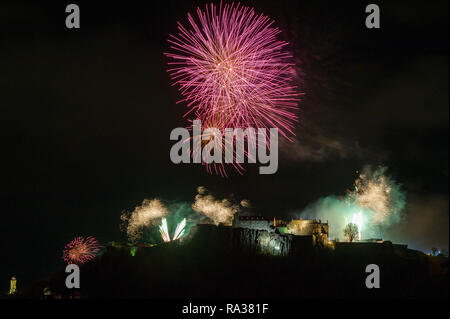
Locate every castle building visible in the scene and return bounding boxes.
[232,214,330,249]
[285,218,329,247]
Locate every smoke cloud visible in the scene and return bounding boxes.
[120,199,168,243]
[192,186,240,225]
[280,136,365,162]
[382,194,449,253]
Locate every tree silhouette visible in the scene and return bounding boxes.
[344,223,359,242]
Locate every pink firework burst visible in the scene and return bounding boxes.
[62,236,102,264]
[166,2,301,176]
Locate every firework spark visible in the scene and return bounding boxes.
[348,166,405,225]
[63,236,102,264]
[351,212,364,240]
[166,3,301,175]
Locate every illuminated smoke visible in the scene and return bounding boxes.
[192,186,239,225]
[240,200,252,208]
[298,166,405,240]
[121,199,169,243]
[120,187,249,243]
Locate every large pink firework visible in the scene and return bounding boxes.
[166,2,301,176]
[62,236,102,264]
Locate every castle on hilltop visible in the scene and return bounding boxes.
[231,213,331,254]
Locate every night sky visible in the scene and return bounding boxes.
[1,0,448,289]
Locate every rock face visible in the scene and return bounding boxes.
[191,224,317,256]
[233,228,292,256]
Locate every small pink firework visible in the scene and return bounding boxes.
[62,236,102,264]
[165,3,301,176]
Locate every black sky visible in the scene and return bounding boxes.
[0,0,448,289]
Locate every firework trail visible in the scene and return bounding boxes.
[158,217,187,242]
[62,236,102,264]
[159,218,171,242]
[172,218,187,240]
[166,2,301,175]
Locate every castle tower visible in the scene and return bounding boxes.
[9,276,17,295]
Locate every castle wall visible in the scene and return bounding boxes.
[232,215,275,232]
[233,220,274,232]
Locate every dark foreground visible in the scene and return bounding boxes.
[14,227,450,298]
